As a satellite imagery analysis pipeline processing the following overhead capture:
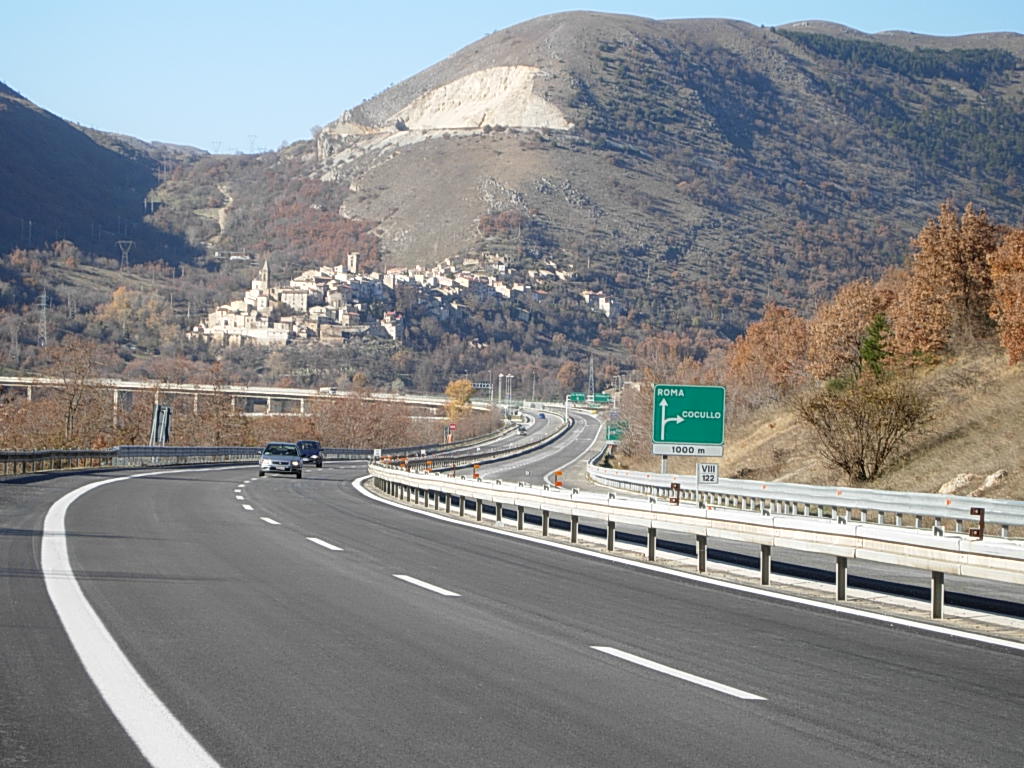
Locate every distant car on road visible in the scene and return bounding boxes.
[259,442,302,479]
[296,440,323,467]
[517,425,528,434]
[537,412,546,419]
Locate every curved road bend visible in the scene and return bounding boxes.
[2,459,1022,767]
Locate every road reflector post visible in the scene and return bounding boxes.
[554,470,563,487]
[760,544,771,585]
[696,534,708,573]
[426,460,433,473]
[473,463,480,479]
[932,571,945,619]
[836,556,848,601]
[969,507,985,540]
[670,481,680,505]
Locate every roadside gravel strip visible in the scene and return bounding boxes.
[41,469,224,768]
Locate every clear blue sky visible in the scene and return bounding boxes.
[4,1,1022,153]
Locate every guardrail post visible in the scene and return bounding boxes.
[606,520,615,551]
[433,490,439,511]
[458,496,465,517]
[647,527,657,561]
[760,544,772,585]
[495,502,503,525]
[517,505,525,530]
[476,499,483,522]
[541,509,549,536]
[931,571,945,619]
[571,515,579,543]
[836,556,848,601]
[444,494,451,514]
[696,535,708,573]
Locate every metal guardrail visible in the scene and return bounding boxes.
[0,425,513,477]
[586,455,1024,539]
[366,463,1024,621]
[383,417,574,473]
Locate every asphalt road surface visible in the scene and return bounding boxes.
[2,456,1022,767]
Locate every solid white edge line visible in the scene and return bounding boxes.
[394,574,461,597]
[352,475,1024,653]
[592,646,765,700]
[260,517,280,525]
[306,537,343,551]
[43,468,230,768]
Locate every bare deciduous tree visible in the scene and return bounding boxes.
[796,378,932,482]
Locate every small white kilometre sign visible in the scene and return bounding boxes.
[698,462,719,484]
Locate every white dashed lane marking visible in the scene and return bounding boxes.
[393,574,460,597]
[307,537,343,551]
[591,646,765,700]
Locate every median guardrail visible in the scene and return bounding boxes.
[0,423,513,477]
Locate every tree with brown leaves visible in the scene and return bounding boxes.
[806,280,891,382]
[725,304,808,404]
[444,378,476,421]
[890,202,1003,358]
[988,228,1024,364]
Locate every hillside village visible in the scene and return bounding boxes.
[190,253,622,346]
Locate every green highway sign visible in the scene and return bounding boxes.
[592,393,613,403]
[605,419,627,443]
[651,384,725,456]
[568,392,587,402]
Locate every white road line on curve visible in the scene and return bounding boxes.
[43,470,225,768]
[307,537,343,551]
[592,646,765,700]
[394,574,461,597]
[234,495,244,501]
[242,504,254,511]
[260,517,280,525]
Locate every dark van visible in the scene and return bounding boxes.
[296,440,323,467]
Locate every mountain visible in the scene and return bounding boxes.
[0,82,202,263]
[4,12,1024,357]
[153,12,1024,344]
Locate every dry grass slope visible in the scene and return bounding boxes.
[716,344,1024,499]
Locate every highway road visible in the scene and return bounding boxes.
[2,445,1023,766]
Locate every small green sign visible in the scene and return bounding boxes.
[568,392,587,402]
[606,419,627,443]
[651,384,725,456]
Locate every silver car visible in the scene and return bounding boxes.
[259,442,302,479]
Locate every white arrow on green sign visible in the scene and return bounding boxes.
[651,384,725,456]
